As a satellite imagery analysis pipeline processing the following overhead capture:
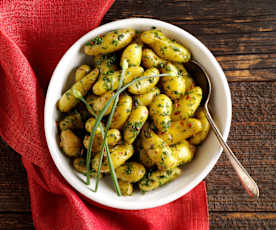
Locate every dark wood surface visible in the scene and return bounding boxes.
[1,0,275,229]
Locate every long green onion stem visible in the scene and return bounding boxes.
[75,96,110,186]
[94,60,128,195]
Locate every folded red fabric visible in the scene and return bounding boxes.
[0,1,209,229]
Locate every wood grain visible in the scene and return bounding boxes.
[210,212,276,230]
[103,0,276,81]
[0,212,276,230]
[0,213,33,230]
[0,138,30,212]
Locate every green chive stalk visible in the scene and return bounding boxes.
[94,60,129,195]
[72,89,111,186]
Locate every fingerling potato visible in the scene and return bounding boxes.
[73,158,102,178]
[118,180,133,196]
[116,162,146,183]
[88,91,115,116]
[60,129,81,157]
[149,94,173,132]
[124,105,149,144]
[59,113,83,130]
[141,48,165,68]
[83,129,121,151]
[93,71,120,95]
[141,123,177,170]
[171,87,202,121]
[120,43,142,67]
[128,68,160,94]
[93,67,144,95]
[158,118,202,145]
[160,62,185,99]
[91,144,134,173]
[171,140,196,166]
[190,108,211,145]
[75,65,91,81]
[174,63,195,90]
[133,86,160,106]
[58,68,99,112]
[85,117,104,135]
[139,147,155,168]
[124,66,144,84]
[110,94,132,129]
[93,54,118,75]
[84,29,136,55]
[139,167,181,192]
[141,30,191,63]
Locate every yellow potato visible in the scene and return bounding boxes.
[141,123,177,170]
[93,71,120,95]
[190,108,211,145]
[136,138,155,168]
[107,129,122,146]
[124,105,149,144]
[171,140,196,166]
[133,87,160,106]
[139,167,181,192]
[60,129,82,157]
[160,62,186,99]
[93,54,118,75]
[141,30,191,63]
[141,48,165,68]
[124,66,144,84]
[84,29,136,55]
[128,68,160,94]
[59,113,83,131]
[93,67,144,95]
[139,147,155,168]
[116,162,146,183]
[58,68,99,112]
[83,129,121,152]
[110,94,132,129]
[120,43,142,67]
[75,65,91,81]
[83,134,103,153]
[72,158,102,178]
[149,94,173,132]
[171,87,202,121]
[174,63,195,90]
[158,118,203,145]
[85,117,104,135]
[91,144,134,173]
[141,49,185,99]
[138,177,159,192]
[173,63,188,76]
[88,91,115,116]
[118,180,133,196]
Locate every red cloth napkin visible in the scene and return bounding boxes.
[0,1,209,229]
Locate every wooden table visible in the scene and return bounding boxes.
[0,0,275,229]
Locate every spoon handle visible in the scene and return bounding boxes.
[204,107,259,198]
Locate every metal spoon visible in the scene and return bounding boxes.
[184,60,259,198]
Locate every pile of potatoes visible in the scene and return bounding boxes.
[57,28,210,195]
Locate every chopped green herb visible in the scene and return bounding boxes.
[118,34,125,40]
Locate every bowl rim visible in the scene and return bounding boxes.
[44,18,232,210]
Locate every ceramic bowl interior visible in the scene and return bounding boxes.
[44,18,232,210]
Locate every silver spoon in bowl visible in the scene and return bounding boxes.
[184,60,259,198]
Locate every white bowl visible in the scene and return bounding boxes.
[44,18,232,210]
